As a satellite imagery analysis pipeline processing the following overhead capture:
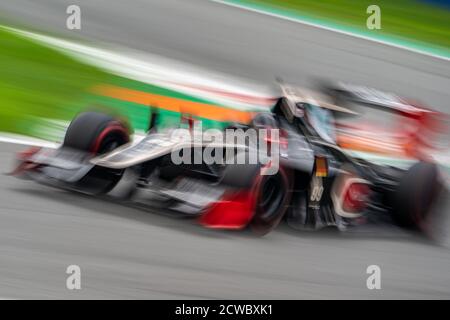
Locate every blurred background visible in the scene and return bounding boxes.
[0,0,449,141]
[0,0,449,299]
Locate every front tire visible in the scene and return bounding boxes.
[63,111,130,194]
[250,166,292,235]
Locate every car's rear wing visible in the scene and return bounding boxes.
[319,81,450,154]
[320,81,435,116]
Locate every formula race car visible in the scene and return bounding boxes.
[11,84,448,237]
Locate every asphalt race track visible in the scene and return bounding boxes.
[0,0,450,299]
[1,142,450,299]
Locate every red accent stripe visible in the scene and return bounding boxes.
[91,123,129,154]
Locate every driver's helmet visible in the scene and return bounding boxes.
[300,103,336,143]
[251,112,277,129]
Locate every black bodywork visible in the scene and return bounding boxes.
[11,95,446,235]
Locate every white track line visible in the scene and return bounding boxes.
[0,132,147,149]
[210,0,450,62]
[0,133,58,148]
[1,26,275,111]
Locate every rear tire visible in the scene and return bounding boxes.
[394,162,442,231]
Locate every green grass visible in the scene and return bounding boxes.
[0,27,231,141]
[236,0,450,52]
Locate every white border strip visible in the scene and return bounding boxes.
[210,0,450,61]
[0,132,147,149]
[2,26,274,111]
[0,133,58,149]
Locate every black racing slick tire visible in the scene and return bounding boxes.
[245,113,291,234]
[63,111,130,194]
[250,166,292,235]
[63,112,129,154]
[394,162,442,231]
[220,158,292,235]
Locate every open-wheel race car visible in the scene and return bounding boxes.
[11,83,448,237]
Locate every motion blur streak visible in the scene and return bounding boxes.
[0,0,448,111]
[0,0,449,299]
[92,84,255,123]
